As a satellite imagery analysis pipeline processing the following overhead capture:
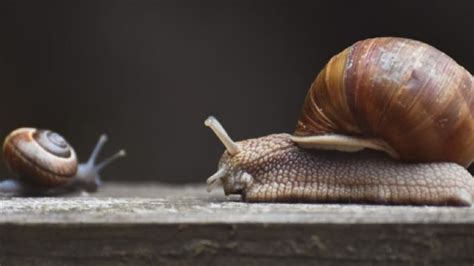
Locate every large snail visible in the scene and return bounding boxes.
[205,37,474,206]
[0,128,125,196]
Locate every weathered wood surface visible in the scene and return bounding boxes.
[1,182,474,265]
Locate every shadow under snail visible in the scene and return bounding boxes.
[205,37,474,206]
[0,128,125,197]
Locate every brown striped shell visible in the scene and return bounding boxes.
[293,37,474,167]
[3,128,78,187]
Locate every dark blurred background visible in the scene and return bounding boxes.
[0,0,473,183]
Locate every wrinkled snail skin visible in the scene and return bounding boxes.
[295,37,474,166]
[206,119,474,206]
[0,128,126,197]
[205,37,474,206]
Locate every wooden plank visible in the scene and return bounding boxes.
[1,183,474,265]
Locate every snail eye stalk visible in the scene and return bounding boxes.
[205,116,241,155]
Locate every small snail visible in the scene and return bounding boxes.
[205,37,474,206]
[0,128,125,196]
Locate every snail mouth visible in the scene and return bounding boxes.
[206,168,226,192]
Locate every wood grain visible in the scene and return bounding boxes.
[1,182,474,265]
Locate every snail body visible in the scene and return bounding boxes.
[206,37,474,206]
[0,128,125,196]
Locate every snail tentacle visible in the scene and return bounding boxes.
[74,134,126,192]
[95,150,126,172]
[206,168,226,192]
[205,116,241,155]
[86,134,108,165]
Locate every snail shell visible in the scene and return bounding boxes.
[3,128,78,187]
[293,37,474,166]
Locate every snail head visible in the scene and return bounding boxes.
[205,116,293,197]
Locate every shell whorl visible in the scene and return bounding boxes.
[3,128,78,187]
[294,37,474,166]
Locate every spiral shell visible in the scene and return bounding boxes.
[3,128,78,187]
[294,37,474,166]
